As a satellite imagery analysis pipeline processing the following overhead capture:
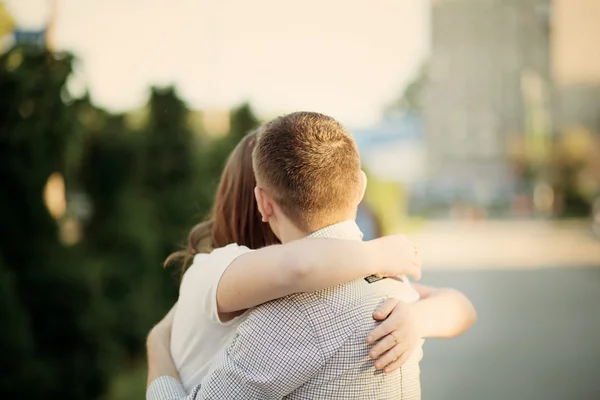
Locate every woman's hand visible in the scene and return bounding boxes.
[366,297,422,373]
[369,234,421,280]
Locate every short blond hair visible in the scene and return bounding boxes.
[253,112,361,232]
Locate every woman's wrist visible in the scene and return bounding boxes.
[363,240,385,276]
[409,301,428,339]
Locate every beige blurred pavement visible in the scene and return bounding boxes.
[411,219,600,269]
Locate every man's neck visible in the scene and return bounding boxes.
[277,224,308,244]
[277,215,357,244]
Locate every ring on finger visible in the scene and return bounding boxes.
[390,331,401,344]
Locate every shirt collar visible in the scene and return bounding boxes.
[307,220,364,241]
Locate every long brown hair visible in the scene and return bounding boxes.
[165,130,280,278]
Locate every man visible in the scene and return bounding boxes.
[146,112,454,399]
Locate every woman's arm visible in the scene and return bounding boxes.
[147,305,179,388]
[410,284,476,338]
[366,285,476,372]
[216,234,421,314]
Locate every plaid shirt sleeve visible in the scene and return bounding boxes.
[196,296,325,399]
[146,376,198,400]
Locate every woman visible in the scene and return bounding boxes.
[164,130,476,391]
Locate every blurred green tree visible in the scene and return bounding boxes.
[143,86,203,248]
[0,44,264,399]
[77,85,205,358]
[0,45,108,398]
[201,102,261,195]
[77,102,160,357]
[228,102,261,142]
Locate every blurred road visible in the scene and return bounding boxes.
[419,267,600,400]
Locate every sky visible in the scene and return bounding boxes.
[5,0,428,127]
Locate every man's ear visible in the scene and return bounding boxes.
[357,170,368,205]
[254,186,274,222]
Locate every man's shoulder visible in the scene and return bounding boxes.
[247,277,418,319]
[241,279,406,329]
[243,292,306,323]
[230,294,323,354]
[237,286,342,337]
[245,280,359,316]
[237,279,418,360]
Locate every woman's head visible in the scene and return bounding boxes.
[166,129,280,276]
[209,130,280,249]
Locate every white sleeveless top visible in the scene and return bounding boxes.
[170,243,252,392]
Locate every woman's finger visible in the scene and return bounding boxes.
[372,298,400,321]
[409,262,422,281]
[367,316,397,344]
[383,346,416,373]
[369,330,401,359]
[374,343,408,370]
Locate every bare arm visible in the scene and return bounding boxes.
[146,305,203,399]
[367,284,476,372]
[146,305,179,388]
[410,284,477,339]
[217,234,421,314]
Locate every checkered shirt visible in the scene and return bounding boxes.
[147,220,423,400]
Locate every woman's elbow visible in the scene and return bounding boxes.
[450,289,477,334]
[464,298,477,330]
[286,261,312,292]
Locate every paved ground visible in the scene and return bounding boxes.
[419,267,600,400]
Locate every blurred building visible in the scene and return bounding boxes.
[353,113,426,185]
[352,114,426,231]
[551,0,600,134]
[422,0,552,215]
[550,0,600,215]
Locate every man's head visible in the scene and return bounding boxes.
[252,112,365,238]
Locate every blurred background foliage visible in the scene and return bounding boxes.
[0,44,259,399]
